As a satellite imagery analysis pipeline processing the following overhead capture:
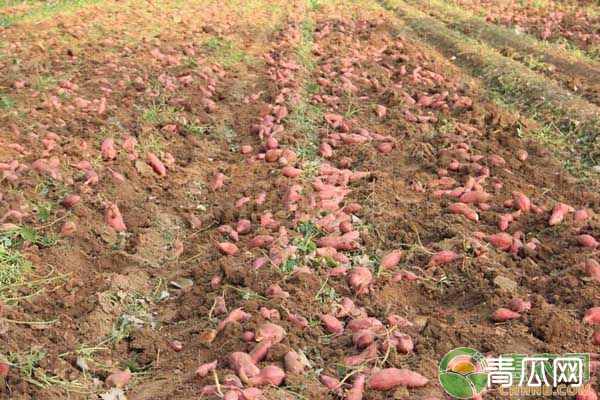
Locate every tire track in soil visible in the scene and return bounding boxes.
[380,0,600,175]
[408,0,600,106]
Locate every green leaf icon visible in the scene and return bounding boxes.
[467,372,488,393]
[439,372,474,399]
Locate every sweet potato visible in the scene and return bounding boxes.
[386,315,414,328]
[284,351,307,374]
[59,221,76,236]
[236,219,251,234]
[122,136,137,152]
[348,267,373,296]
[265,284,289,299]
[223,391,239,400]
[395,332,414,354]
[255,192,267,205]
[218,225,239,242]
[241,145,253,154]
[346,374,366,400]
[347,318,384,333]
[230,352,260,382]
[575,209,589,222]
[334,297,358,319]
[380,250,402,269]
[498,213,513,231]
[447,203,478,221]
[101,138,117,160]
[367,368,429,390]
[585,259,600,282]
[218,308,251,331]
[62,194,81,208]
[259,307,279,320]
[196,360,218,377]
[375,105,387,117]
[352,329,375,349]
[170,340,183,352]
[577,234,599,248]
[247,365,285,387]
[147,152,166,176]
[105,369,131,388]
[287,312,309,329]
[493,307,520,322]
[342,343,377,366]
[211,172,225,191]
[105,203,127,232]
[516,149,528,161]
[320,142,333,158]
[427,250,459,267]
[549,203,572,226]
[459,190,490,204]
[377,142,393,154]
[339,220,353,234]
[321,314,344,335]
[255,323,286,343]
[584,307,600,324]
[486,233,513,251]
[320,375,341,389]
[173,239,184,258]
[512,191,531,212]
[217,242,239,255]
[317,231,360,251]
[508,299,531,313]
[249,339,273,364]
[282,166,302,178]
[247,235,275,250]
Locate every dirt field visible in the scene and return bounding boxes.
[1,0,600,399]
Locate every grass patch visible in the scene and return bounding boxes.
[0,0,103,27]
[35,75,58,92]
[8,347,88,393]
[108,291,153,345]
[202,37,251,67]
[183,121,210,136]
[297,19,316,70]
[0,245,33,300]
[138,102,178,125]
[0,226,60,304]
[0,95,15,110]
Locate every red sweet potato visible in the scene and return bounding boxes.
[147,152,166,176]
[247,365,285,387]
[106,369,131,388]
[367,368,429,390]
[348,267,373,296]
[196,360,218,377]
[321,314,344,335]
[255,323,286,343]
[493,307,520,322]
[380,250,402,269]
[508,299,531,313]
[584,307,600,324]
[105,203,127,232]
[217,242,239,255]
[427,250,459,267]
